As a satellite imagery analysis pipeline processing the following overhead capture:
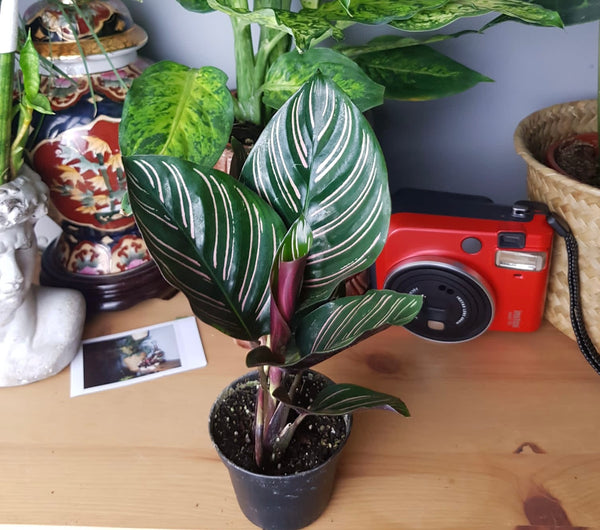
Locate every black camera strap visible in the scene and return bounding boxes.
[546,212,600,375]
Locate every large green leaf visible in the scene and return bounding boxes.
[263,48,384,111]
[315,0,450,25]
[175,0,214,13]
[122,155,286,340]
[336,31,479,59]
[517,0,600,26]
[354,45,493,100]
[391,0,563,31]
[119,61,234,169]
[240,73,390,308]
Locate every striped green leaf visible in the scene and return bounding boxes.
[123,155,286,341]
[274,383,410,415]
[119,61,234,169]
[310,384,410,415]
[240,73,390,308]
[292,290,423,364]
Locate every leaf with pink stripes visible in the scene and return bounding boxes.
[240,72,390,310]
[123,155,286,341]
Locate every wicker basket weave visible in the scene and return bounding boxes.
[514,99,600,343]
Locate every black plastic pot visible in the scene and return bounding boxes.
[209,371,352,530]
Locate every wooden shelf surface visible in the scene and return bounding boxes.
[1,291,600,529]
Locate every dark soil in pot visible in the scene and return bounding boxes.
[210,370,349,476]
[547,132,599,185]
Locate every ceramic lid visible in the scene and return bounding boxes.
[24,0,147,61]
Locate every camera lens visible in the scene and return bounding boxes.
[383,257,494,342]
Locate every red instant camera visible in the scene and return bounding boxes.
[373,189,555,342]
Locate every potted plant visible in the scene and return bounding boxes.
[120,68,427,528]
[0,0,86,386]
[119,0,562,175]
[513,1,600,345]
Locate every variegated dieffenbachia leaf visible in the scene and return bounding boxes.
[119,62,233,169]
[354,44,493,100]
[123,155,286,341]
[240,73,390,309]
[273,383,410,415]
[390,0,562,31]
[175,0,214,13]
[262,48,384,112]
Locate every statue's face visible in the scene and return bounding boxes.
[0,222,36,325]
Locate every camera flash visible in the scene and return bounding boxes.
[495,250,546,272]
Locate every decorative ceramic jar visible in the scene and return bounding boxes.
[24,0,176,312]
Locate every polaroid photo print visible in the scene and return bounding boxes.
[70,316,206,397]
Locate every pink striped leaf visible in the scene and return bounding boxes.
[288,289,423,367]
[273,383,409,416]
[239,72,390,311]
[123,155,286,341]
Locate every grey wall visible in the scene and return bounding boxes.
[21,0,598,205]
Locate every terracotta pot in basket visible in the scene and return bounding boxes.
[514,99,600,343]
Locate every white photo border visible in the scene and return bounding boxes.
[70,316,206,397]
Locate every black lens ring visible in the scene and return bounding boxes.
[384,258,495,342]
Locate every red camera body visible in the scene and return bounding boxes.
[374,189,554,342]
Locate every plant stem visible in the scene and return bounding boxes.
[230,10,261,125]
[0,52,14,184]
[0,0,18,184]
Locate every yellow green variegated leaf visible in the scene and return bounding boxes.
[391,0,563,31]
[119,61,233,169]
[240,73,390,308]
[263,48,384,111]
[123,155,286,341]
[535,0,600,26]
[486,0,600,27]
[315,0,449,25]
[206,0,340,50]
[354,45,493,101]
[175,0,214,13]
[335,31,479,59]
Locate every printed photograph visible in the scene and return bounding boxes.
[70,317,206,396]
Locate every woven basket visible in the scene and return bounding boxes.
[514,99,600,343]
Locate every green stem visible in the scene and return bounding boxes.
[10,104,32,178]
[0,52,15,184]
[230,13,261,125]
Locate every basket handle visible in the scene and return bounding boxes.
[546,211,600,375]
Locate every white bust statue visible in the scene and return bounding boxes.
[0,169,86,386]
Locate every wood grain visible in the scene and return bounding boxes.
[1,292,599,529]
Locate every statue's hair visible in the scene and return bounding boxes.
[0,167,48,229]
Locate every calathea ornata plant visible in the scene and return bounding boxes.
[119,72,423,468]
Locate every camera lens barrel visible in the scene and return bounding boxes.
[383,257,495,343]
